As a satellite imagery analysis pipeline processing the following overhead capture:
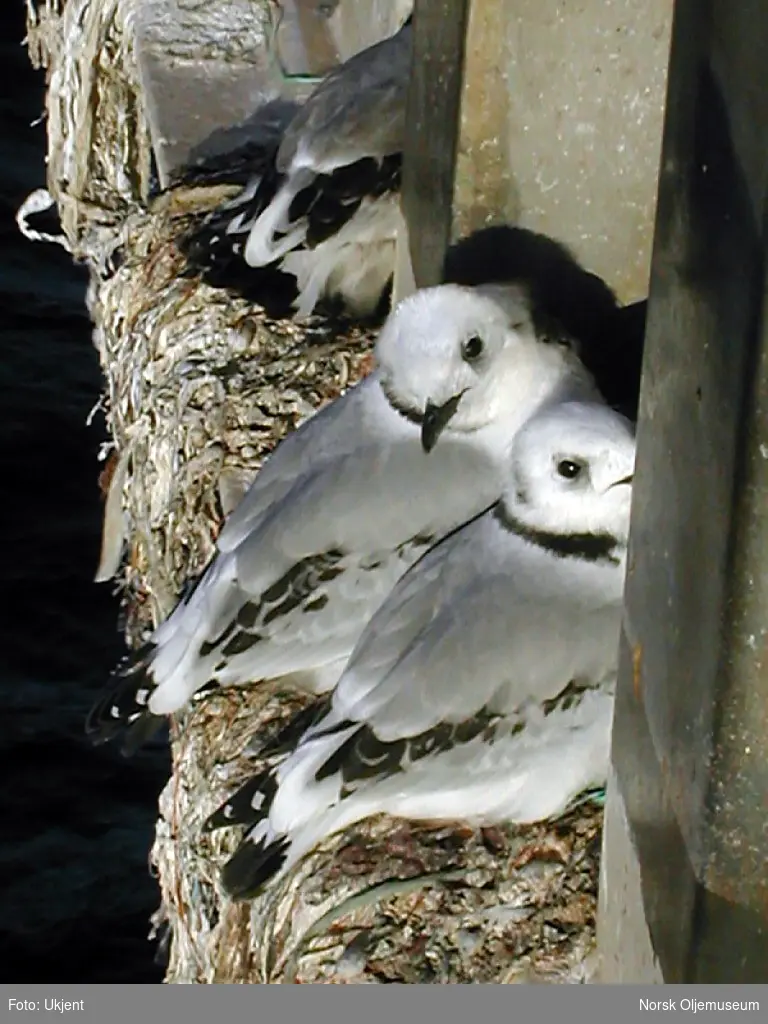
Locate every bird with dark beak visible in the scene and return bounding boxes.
[421,392,465,452]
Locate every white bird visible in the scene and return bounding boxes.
[86,282,601,756]
[178,15,412,320]
[215,400,636,900]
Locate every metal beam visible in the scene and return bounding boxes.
[401,0,470,289]
[598,0,768,982]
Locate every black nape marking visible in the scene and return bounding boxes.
[203,767,277,833]
[493,504,621,565]
[314,707,502,796]
[380,379,424,426]
[198,549,345,661]
[221,836,290,901]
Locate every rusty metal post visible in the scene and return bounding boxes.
[400,0,469,291]
[400,0,515,293]
[598,0,768,983]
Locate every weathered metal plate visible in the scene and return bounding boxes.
[599,0,768,982]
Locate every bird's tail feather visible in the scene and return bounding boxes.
[204,697,333,834]
[176,177,301,316]
[221,828,290,902]
[243,168,315,266]
[203,765,278,833]
[177,162,278,269]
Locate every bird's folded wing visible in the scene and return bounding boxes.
[216,380,372,553]
[278,27,411,173]
[230,428,498,589]
[328,532,603,746]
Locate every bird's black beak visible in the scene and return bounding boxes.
[421,393,463,453]
[609,474,634,489]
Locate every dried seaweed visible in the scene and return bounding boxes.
[24,0,602,984]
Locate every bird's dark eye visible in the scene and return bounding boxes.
[461,336,484,362]
[557,459,584,480]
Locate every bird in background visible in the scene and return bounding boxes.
[177,15,413,321]
[213,399,636,901]
[86,273,603,757]
[168,97,302,192]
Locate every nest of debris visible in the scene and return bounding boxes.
[25,0,604,985]
[91,199,604,985]
[155,677,603,984]
[91,187,379,642]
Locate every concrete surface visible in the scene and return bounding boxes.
[403,0,673,302]
[136,0,670,301]
[596,768,665,983]
[501,0,672,302]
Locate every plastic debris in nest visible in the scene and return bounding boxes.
[26,0,153,260]
[90,185,378,644]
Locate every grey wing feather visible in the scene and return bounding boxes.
[330,517,617,740]
[278,24,411,172]
[231,425,498,587]
[217,378,373,553]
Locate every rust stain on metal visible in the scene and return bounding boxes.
[632,642,643,703]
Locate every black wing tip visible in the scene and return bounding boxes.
[84,644,164,756]
[176,222,301,316]
[120,711,167,758]
[255,696,333,759]
[221,836,290,902]
[84,701,166,758]
[202,768,276,834]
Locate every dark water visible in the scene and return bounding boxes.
[0,3,167,983]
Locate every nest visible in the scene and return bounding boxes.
[90,189,378,640]
[25,0,603,984]
[156,677,603,984]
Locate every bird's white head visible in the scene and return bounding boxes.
[374,283,597,452]
[502,401,636,547]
